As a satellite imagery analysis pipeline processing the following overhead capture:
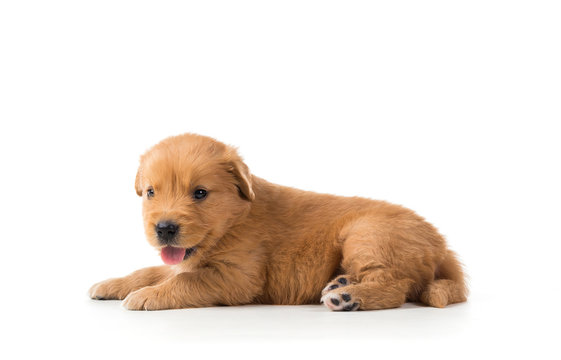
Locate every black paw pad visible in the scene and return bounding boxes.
[322,276,351,296]
[320,292,360,311]
[343,303,359,311]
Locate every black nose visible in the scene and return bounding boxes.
[155,221,179,244]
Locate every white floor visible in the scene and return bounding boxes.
[5,287,556,360]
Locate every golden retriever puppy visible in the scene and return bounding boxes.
[89,133,467,311]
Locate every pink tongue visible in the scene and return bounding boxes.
[161,246,186,265]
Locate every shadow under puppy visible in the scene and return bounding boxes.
[89,133,467,311]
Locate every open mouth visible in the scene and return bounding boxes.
[160,246,196,265]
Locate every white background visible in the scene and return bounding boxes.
[1,1,560,359]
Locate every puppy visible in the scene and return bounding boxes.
[89,133,467,311]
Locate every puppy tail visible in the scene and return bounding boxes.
[420,250,468,308]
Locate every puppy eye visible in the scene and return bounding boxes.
[193,189,207,200]
[146,188,155,199]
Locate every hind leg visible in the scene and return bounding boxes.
[321,215,433,311]
[420,279,466,308]
[321,270,413,311]
[420,251,468,307]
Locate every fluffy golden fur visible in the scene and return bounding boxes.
[89,133,467,311]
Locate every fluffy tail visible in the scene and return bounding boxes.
[421,250,468,308]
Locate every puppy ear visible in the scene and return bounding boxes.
[227,150,255,201]
[135,167,143,196]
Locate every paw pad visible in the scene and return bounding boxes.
[322,275,351,295]
[320,275,359,311]
[320,292,359,311]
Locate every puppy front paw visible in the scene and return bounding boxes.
[121,287,150,310]
[89,278,128,300]
[122,286,174,311]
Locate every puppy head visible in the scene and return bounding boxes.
[135,133,254,264]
